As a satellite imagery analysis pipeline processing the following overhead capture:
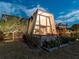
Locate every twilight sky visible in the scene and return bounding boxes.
[0,0,79,26]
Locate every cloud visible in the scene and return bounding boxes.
[72,1,77,4]
[20,5,46,17]
[0,2,12,15]
[0,2,46,18]
[58,10,79,18]
[59,11,65,14]
[65,10,79,18]
[55,20,63,23]
[57,10,79,23]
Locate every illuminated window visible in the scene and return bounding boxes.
[40,27,47,35]
[33,14,52,35]
[40,16,46,26]
[33,26,39,34]
[47,17,50,26]
[36,15,39,25]
[35,26,39,29]
[33,29,39,34]
[47,27,51,34]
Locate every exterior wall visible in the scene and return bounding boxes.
[49,15,57,35]
[27,12,37,35]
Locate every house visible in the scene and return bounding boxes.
[27,9,57,36]
[72,24,79,31]
[56,23,68,36]
[24,9,58,47]
[71,24,79,38]
[0,14,28,42]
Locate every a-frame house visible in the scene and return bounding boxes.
[27,9,57,36]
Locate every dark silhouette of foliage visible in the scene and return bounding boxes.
[0,31,4,41]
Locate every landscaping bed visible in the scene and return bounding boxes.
[41,36,76,52]
[24,35,77,52]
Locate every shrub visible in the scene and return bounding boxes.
[0,31,4,41]
[69,37,76,42]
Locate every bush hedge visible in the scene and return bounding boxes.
[42,36,76,48]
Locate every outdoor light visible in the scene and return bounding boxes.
[76,38,79,41]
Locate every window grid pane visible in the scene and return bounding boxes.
[33,14,52,35]
[47,17,50,26]
[36,15,39,25]
[40,16,46,26]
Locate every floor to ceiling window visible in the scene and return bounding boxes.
[33,14,52,35]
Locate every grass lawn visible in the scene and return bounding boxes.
[0,41,79,59]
